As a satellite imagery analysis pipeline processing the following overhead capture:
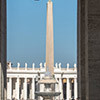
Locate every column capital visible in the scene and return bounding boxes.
[32,76,35,78]
[24,77,27,79]
[74,77,77,79]
[67,77,70,79]
[17,77,19,79]
[59,77,62,80]
[32,77,35,81]
[9,77,12,79]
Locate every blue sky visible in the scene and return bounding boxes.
[7,0,77,67]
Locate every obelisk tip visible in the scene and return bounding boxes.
[49,0,51,2]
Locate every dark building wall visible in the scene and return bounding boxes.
[0,0,7,99]
[77,0,100,100]
[77,0,86,100]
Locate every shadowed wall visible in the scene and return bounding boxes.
[0,0,7,99]
[77,0,100,100]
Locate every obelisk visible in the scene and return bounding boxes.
[35,1,61,99]
[46,0,54,76]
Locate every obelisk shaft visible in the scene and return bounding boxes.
[46,1,54,75]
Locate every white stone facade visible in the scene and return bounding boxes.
[7,62,77,100]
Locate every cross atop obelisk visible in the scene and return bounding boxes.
[46,0,54,76]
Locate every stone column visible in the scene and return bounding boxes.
[39,76,44,100]
[21,79,24,99]
[46,0,54,75]
[74,78,77,100]
[40,84,44,100]
[24,78,27,100]
[7,78,9,99]
[13,79,16,98]
[32,77,35,99]
[7,77,12,99]
[55,78,59,100]
[9,77,12,99]
[0,0,7,100]
[29,81,31,99]
[67,78,70,100]
[59,78,63,99]
[16,77,19,100]
[55,78,58,92]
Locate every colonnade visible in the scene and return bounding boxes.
[7,62,77,100]
[56,78,77,100]
[7,77,35,100]
[7,77,77,100]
